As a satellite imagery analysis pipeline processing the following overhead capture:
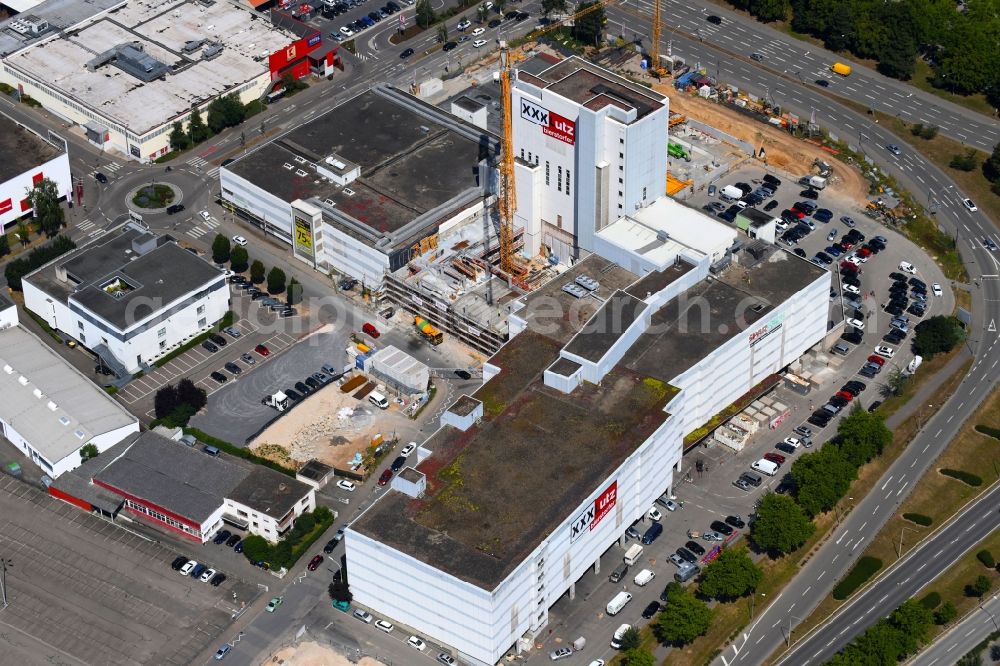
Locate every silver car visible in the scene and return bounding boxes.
[702,531,725,542]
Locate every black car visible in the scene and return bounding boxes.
[725,515,746,529]
[800,188,819,200]
[706,14,722,24]
[859,366,878,379]
[304,376,321,391]
[323,538,339,554]
[213,529,232,545]
[909,277,926,288]
[829,395,849,408]
[685,540,706,556]
[338,278,358,290]
[400,47,414,58]
[816,79,830,87]
[642,601,661,619]
[814,252,833,265]
[808,413,831,427]
[710,520,734,536]
[209,333,227,347]
[284,388,302,401]
[368,11,381,21]
[516,11,530,20]
[868,400,883,413]
[884,304,904,316]
[762,174,781,187]
[442,41,457,51]
[211,371,228,383]
[295,381,311,395]
[845,380,867,392]
[210,573,227,587]
[842,330,864,345]
[202,340,219,353]
[224,361,242,375]
[908,304,926,317]
[763,200,779,212]
[171,555,188,570]
[95,172,108,183]
[793,248,806,258]
[676,547,698,564]
[455,369,472,380]
[776,442,797,455]
[813,209,833,223]
[390,455,407,472]
[888,272,906,281]
[166,204,185,215]
[226,533,241,547]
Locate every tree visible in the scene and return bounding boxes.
[621,648,655,666]
[415,0,435,28]
[934,600,957,625]
[572,1,605,46]
[26,177,66,237]
[950,149,980,172]
[913,316,965,359]
[957,654,983,666]
[187,106,210,144]
[79,443,99,463]
[211,233,231,265]
[881,367,908,398]
[698,546,763,600]
[655,584,713,646]
[968,575,992,598]
[888,599,933,655]
[250,260,266,284]
[168,121,190,151]
[748,0,788,23]
[207,94,247,134]
[790,446,855,516]
[836,406,892,468]
[229,245,249,273]
[983,142,1000,182]
[154,384,180,419]
[328,579,352,603]
[750,493,815,556]
[477,2,490,21]
[541,0,566,17]
[876,29,916,80]
[436,23,448,43]
[176,377,207,412]
[240,534,270,564]
[266,266,287,295]
[286,277,302,305]
[618,626,641,651]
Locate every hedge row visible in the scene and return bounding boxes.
[919,591,941,609]
[832,557,884,600]
[903,513,933,526]
[154,311,235,367]
[183,426,296,477]
[977,550,996,568]
[240,506,334,570]
[940,468,983,486]
[975,424,1000,440]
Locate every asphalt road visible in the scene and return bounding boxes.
[610,0,1000,152]
[910,589,1000,665]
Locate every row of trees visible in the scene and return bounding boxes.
[726,0,1000,101]
[4,234,76,291]
[211,233,300,301]
[154,378,208,427]
[913,315,965,359]
[168,92,262,153]
[241,506,334,569]
[827,599,933,665]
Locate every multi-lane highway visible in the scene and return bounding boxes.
[910,590,1000,665]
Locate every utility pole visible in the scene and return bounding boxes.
[1,557,12,608]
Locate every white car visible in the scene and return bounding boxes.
[336,479,356,492]
[456,18,471,29]
[874,345,894,358]
[588,661,606,666]
[340,26,354,36]
[179,560,196,575]
[932,283,942,297]
[846,318,865,330]
[199,567,216,583]
[472,39,488,48]
[374,619,393,633]
[400,442,416,457]
[963,198,978,212]
[472,26,485,36]
[648,506,662,521]
[783,437,801,449]
[232,235,247,247]
[353,609,373,623]
[201,211,212,221]
[898,261,917,274]
[610,623,632,649]
[843,284,860,296]
[407,636,426,651]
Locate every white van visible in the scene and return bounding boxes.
[633,569,656,587]
[368,391,389,409]
[720,185,743,202]
[623,543,644,566]
[606,591,632,616]
[751,458,778,476]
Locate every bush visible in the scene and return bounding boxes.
[919,591,941,609]
[941,468,983,486]
[903,513,933,526]
[950,149,980,171]
[975,424,1000,440]
[934,601,957,625]
[239,507,334,569]
[4,234,76,291]
[978,550,996,568]
[832,557,883,600]
[967,575,992,598]
[913,316,965,359]
[183,427,296,477]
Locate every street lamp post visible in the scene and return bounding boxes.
[1,557,12,608]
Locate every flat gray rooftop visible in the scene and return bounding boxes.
[563,290,647,363]
[26,227,224,330]
[0,115,62,182]
[530,55,666,120]
[227,467,312,520]
[229,88,495,235]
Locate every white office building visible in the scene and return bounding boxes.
[346,211,831,665]
[22,225,229,376]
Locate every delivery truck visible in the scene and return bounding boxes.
[831,62,852,76]
[414,316,443,345]
[261,391,290,412]
[623,544,644,566]
[809,176,828,190]
[720,184,744,202]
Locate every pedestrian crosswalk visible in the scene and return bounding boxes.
[77,219,95,232]
[76,219,106,238]
[104,161,123,172]
[205,166,220,178]
[185,216,220,239]
[187,155,208,169]
[354,50,379,62]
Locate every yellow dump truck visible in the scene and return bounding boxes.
[831,62,852,76]
[414,316,443,345]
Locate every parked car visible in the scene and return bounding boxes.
[710,520,734,535]
[308,555,324,571]
[685,540,706,556]
[254,344,270,356]
[725,515,745,528]
[202,340,219,353]
[378,469,393,486]
[336,479,356,492]
[210,371,227,383]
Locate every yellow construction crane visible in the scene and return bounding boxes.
[649,0,665,77]
[495,0,619,275]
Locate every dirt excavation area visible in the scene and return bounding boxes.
[657,83,871,207]
[263,641,385,666]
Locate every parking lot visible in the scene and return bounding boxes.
[0,476,253,666]
[518,165,954,664]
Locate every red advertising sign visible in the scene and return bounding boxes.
[569,481,617,542]
[519,98,576,145]
[268,31,322,77]
[0,198,11,214]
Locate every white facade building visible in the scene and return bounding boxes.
[0,113,72,231]
[511,56,669,262]
[347,212,831,665]
[0,307,139,479]
[22,225,229,375]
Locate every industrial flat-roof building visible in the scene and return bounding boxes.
[220,84,498,286]
[52,430,316,543]
[0,113,71,231]
[346,211,831,665]
[23,224,228,376]
[0,304,139,479]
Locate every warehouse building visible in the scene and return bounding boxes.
[220,84,498,286]
[51,430,316,543]
[0,113,71,232]
[23,224,229,376]
[346,212,830,665]
[0,299,139,479]
[0,0,325,161]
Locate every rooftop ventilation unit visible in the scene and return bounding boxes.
[561,283,588,299]
[574,275,599,291]
[656,230,670,243]
[202,44,223,60]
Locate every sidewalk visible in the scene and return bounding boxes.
[884,347,973,430]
